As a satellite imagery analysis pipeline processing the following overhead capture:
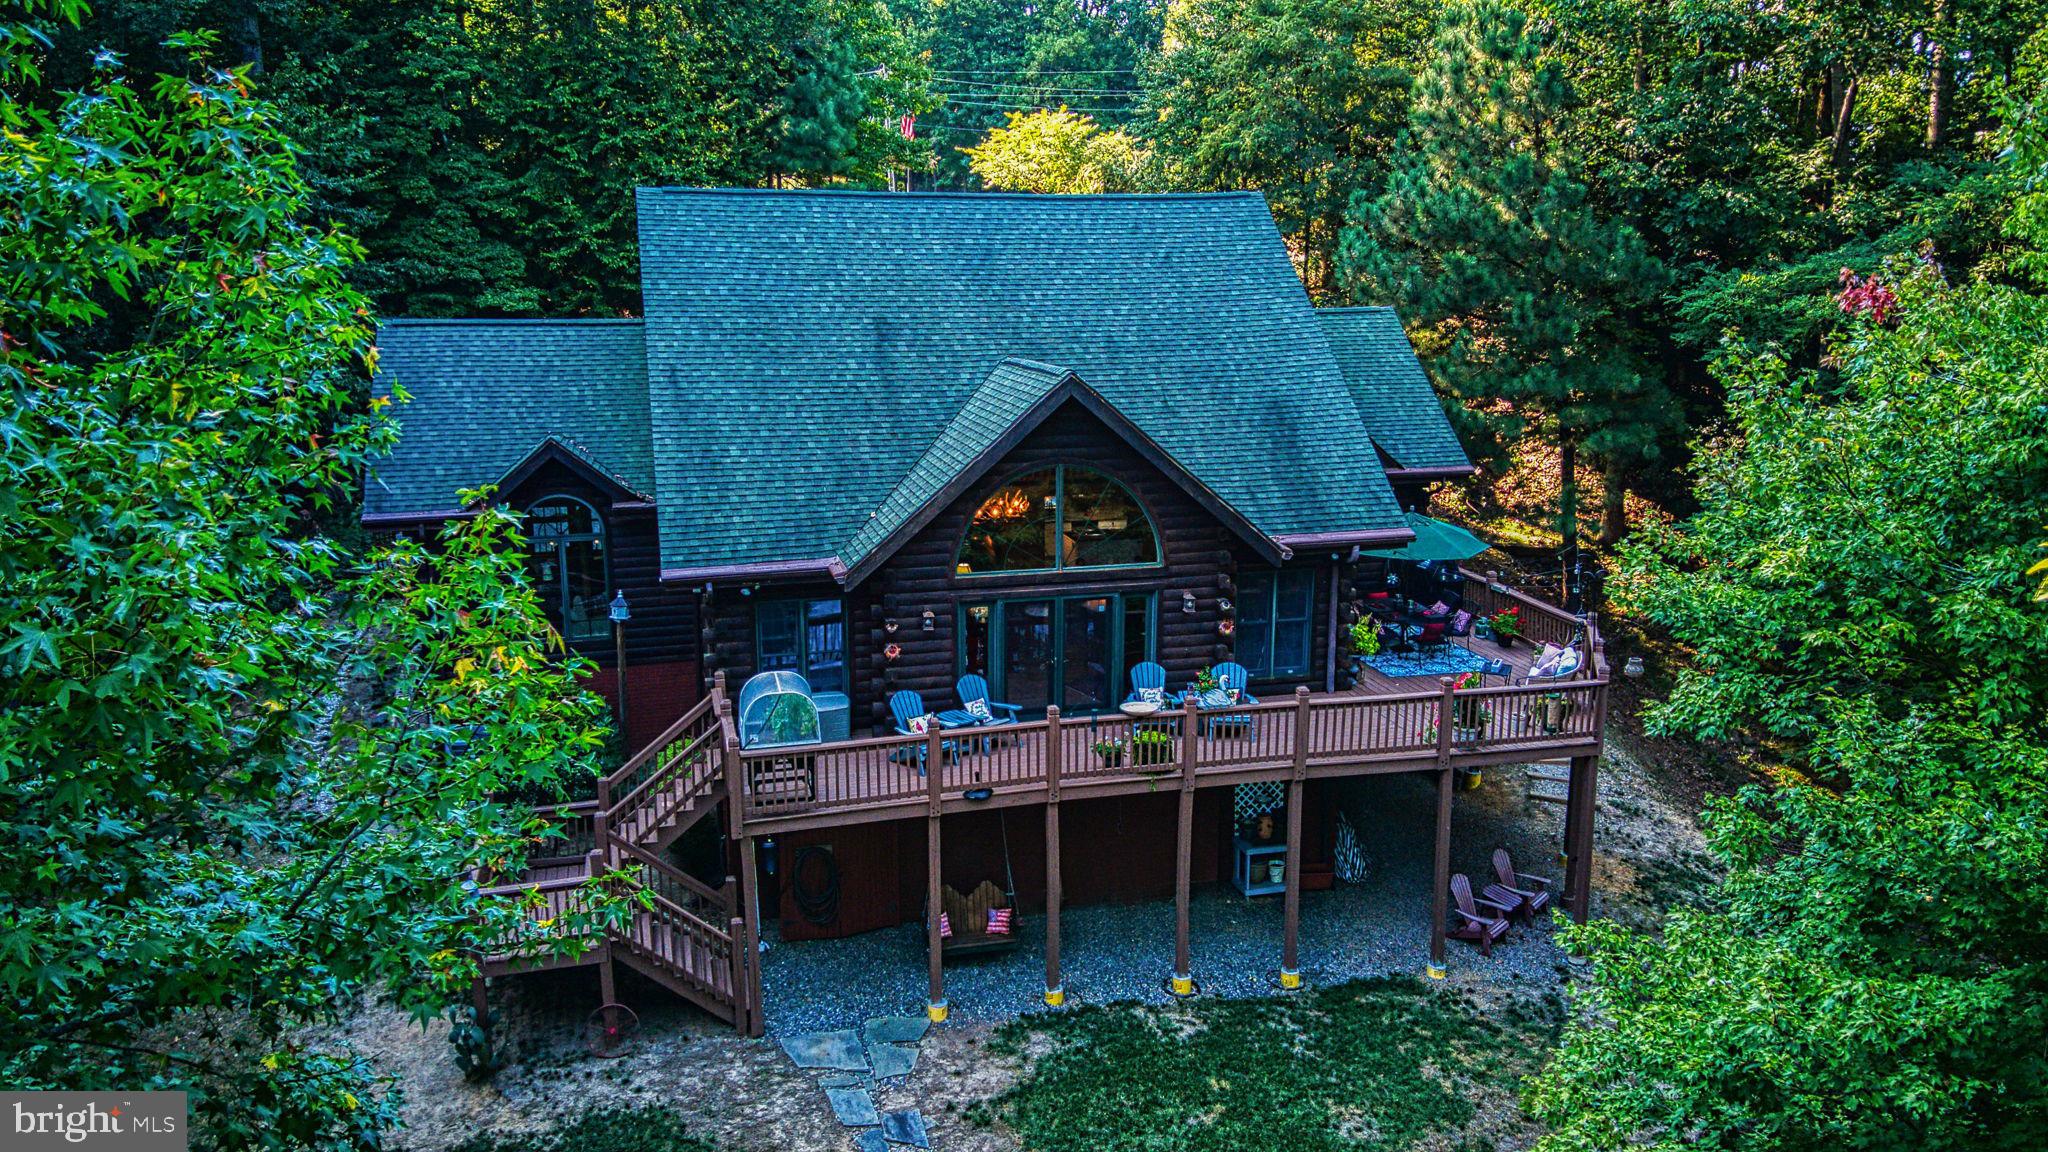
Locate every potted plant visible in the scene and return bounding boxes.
[1484,605,1523,648]
[1132,728,1175,769]
[1347,618,1382,659]
[1192,668,1220,695]
[1092,737,1127,768]
[1450,671,1491,734]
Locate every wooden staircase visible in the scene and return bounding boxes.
[487,682,761,1034]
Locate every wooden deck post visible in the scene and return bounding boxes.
[1043,705,1065,1007]
[925,720,947,1023]
[1170,700,1199,996]
[1428,676,1457,979]
[1562,753,1598,922]
[598,948,618,1008]
[1281,687,1310,989]
[737,835,763,1036]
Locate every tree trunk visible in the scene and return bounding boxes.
[1830,75,1860,171]
[237,12,263,75]
[1599,456,1627,545]
[1926,0,1953,150]
[1557,434,1579,559]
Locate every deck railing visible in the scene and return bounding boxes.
[726,575,1606,828]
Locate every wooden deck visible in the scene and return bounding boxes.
[730,587,1606,836]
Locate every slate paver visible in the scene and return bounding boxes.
[862,1015,930,1046]
[778,1030,869,1071]
[825,1086,880,1128]
[881,1110,929,1148]
[854,1130,890,1152]
[867,1042,917,1080]
[818,1072,868,1089]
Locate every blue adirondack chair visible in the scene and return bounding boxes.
[890,689,957,769]
[1125,661,1167,704]
[1203,662,1261,737]
[956,674,1022,726]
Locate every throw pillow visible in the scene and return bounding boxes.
[938,912,952,939]
[986,907,1013,936]
[1451,609,1474,634]
[907,714,931,735]
[964,698,993,721]
[1138,685,1166,705]
[1531,643,1564,677]
[1428,600,1451,616]
[1554,646,1582,676]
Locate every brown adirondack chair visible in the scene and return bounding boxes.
[1485,848,1552,923]
[1448,873,1512,956]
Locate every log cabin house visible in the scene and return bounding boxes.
[362,190,1607,1036]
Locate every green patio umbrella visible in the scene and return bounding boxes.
[1365,513,1493,562]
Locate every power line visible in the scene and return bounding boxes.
[931,67,1139,77]
[937,80,1144,96]
[937,98,1139,115]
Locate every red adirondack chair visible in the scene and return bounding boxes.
[1448,873,1512,956]
[1486,848,1553,923]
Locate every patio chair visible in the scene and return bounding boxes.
[956,674,1022,726]
[1203,662,1260,737]
[1126,661,1168,705]
[889,689,958,770]
[1485,848,1552,923]
[1448,873,1513,957]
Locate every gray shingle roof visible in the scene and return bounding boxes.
[1314,307,1470,471]
[635,189,1410,573]
[363,320,651,518]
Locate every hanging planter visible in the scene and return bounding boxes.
[1216,619,1235,637]
[883,643,902,662]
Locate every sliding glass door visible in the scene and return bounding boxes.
[959,592,1152,716]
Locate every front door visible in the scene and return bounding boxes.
[962,593,1151,716]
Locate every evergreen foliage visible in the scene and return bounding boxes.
[1339,0,1671,552]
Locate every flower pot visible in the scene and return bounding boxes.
[1455,766,1483,791]
[1096,749,1125,769]
[1496,633,1516,649]
[1266,859,1285,886]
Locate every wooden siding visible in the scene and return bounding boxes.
[698,399,1344,731]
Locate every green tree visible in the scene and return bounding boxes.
[963,107,1155,192]
[1530,100,2048,1151]
[906,0,1162,190]
[1146,0,1428,296]
[1340,0,1669,555]
[0,9,614,1144]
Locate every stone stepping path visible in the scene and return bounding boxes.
[781,1015,939,1147]
[882,1110,929,1148]
[826,1086,880,1127]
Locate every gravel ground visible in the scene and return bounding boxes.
[761,769,1572,1035]
[325,743,1718,1151]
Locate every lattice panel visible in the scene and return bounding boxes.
[1233,782,1285,823]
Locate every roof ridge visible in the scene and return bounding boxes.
[380,317,643,327]
[1314,305,1399,314]
[635,187,1265,203]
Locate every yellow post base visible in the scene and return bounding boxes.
[926,1000,949,1023]
[1168,973,1195,997]
[1043,985,1066,1008]
[1425,961,1447,981]
[1278,969,1303,990]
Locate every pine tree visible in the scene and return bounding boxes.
[1339,0,1670,555]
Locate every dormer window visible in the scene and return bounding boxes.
[526,494,608,641]
[956,466,1159,575]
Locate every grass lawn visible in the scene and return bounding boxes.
[972,977,1557,1152]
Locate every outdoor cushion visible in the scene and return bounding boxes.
[964,699,993,721]
[986,907,1013,935]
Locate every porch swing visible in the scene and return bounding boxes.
[934,810,1020,960]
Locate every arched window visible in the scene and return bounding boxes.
[526,495,609,641]
[956,466,1159,575]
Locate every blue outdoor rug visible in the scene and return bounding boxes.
[1362,647,1491,678]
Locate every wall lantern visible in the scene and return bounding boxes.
[921,609,936,631]
[1623,655,1646,679]
[1181,590,1197,614]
